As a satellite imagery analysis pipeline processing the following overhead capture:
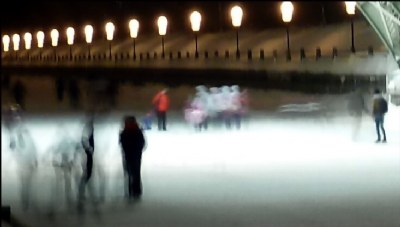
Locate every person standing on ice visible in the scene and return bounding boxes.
[152,88,170,131]
[195,85,211,130]
[120,116,146,199]
[78,115,95,204]
[372,88,388,143]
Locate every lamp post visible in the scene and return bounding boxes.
[190,11,202,58]
[84,25,93,60]
[50,29,59,61]
[129,19,139,60]
[345,1,356,53]
[157,16,168,59]
[66,27,75,60]
[24,32,32,60]
[280,1,294,61]
[12,34,20,60]
[37,31,44,60]
[2,35,10,60]
[231,5,243,59]
[105,22,115,60]
[2,35,10,53]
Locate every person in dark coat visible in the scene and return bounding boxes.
[372,88,387,143]
[78,116,94,202]
[120,116,146,199]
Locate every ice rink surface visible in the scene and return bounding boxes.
[2,105,400,227]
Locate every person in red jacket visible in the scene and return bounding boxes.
[152,88,170,131]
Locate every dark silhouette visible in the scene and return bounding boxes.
[78,116,95,204]
[152,89,170,131]
[12,80,27,109]
[119,116,146,199]
[372,89,387,143]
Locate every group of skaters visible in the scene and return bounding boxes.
[0,83,391,218]
[2,105,146,214]
[184,85,249,131]
[142,85,249,132]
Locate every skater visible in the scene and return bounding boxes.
[152,88,170,131]
[78,116,95,204]
[140,111,154,130]
[120,116,146,199]
[372,88,388,143]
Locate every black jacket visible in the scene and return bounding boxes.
[120,127,145,160]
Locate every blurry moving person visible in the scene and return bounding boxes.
[9,124,38,210]
[347,87,368,141]
[120,116,146,199]
[372,89,388,143]
[78,116,95,205]
[140,110,154,130]
[3,104,23,148]
[152,88,170,131]
[240,89,250,128]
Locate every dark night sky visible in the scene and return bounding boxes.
[1,1,361,38]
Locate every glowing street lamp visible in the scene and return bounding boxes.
[129,19,139,60]
[24,33,32,50]
[24,32,32,60]
[2,35,10,53]
[12,34,20,59]
[37,31,45,60]
[157,16,168,58]
[50,29,59,60]
[84,25,94,59]
[12,34,20,51]
[280,1,294,61]
[230,5,243,59]
[345,1,356,53]
[190,11,201,58]
[105,22,115,60]
[66,27,75,60]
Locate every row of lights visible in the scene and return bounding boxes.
[2,2,357,60]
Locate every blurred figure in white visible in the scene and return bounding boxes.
[43,125,82,212]
[347,86,368,141]
[3,104,23,149]
[221,85,234,129]
[240,88,250,127]
[9,123,38,211]
[229,85,242,129]
[195,85,211,130]
[184,92,207,131]
[208,87,222,127]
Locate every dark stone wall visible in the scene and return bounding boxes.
[1,66,386,94]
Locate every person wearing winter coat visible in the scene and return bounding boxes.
[372,88,387,143]
[152,89,170,131]
[78,116,95,203]
[120,116,146,199]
